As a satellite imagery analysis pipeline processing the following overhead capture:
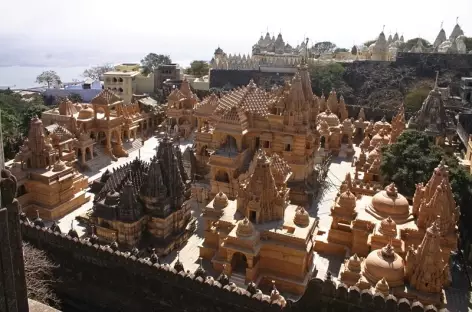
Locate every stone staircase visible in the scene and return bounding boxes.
[83,145,112,173]
[230,272,247,288]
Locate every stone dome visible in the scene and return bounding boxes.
[347,254,361,272]
[77,107,94,120]
[52,160,67,172]
[371,183,409,218]
[362,244,405,287]
[338,190,356,211]
[236,217,255,237]
[213,192,229,209]
[317,108,340,127]
[374,278,390,296]
[294,206,310,227]
[370,130,390,147]
[379,216,397,237]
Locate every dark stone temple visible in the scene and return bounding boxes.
[90,135,196,254]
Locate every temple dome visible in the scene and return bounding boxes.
[338,190,356,211]
[317,108,340,127]
[213,192,229,209]
[367,147,381,164]
[371,183,409,218]
[362,244,405,287]
[52,160,67,172]
[293,207,310,227]
[77,107,94,120]
[347,254,361,272]
[374,278,390,296]
[370,130,390,147]
[379,216,397,237]
[236,217,255,237]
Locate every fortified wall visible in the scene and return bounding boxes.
[21,221,446,312]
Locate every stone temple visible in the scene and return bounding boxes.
[199,149,318,295]
[90,135,196,254]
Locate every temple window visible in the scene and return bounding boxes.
[118,77,123,83]
[118,87,124,93]
[263,141,271,148]
[284,144,291,152]
[113,77,117,82]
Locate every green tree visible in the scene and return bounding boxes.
[82,64,115,80]
[404,87,429,113]
[35,70,61,88]
[185,61,210,77]
[351,45,358,55]
[308,62,345,95]
[68,93,83,103]
[141,53,172,76]
[404,38,432,51]
[364,40,376,47]
[311,41,337,56]
[380,130,472,213]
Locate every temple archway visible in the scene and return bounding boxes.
[231,252,248,274]
[215,170,229,183]
[320,136,326,148]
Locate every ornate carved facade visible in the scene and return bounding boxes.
[7,117,90,220]
[90,135,196,253]
[199,150,317,295]
[165,79,199,139]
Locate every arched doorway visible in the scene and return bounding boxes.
[231,252,247,274]
[215,170,229,183]
[320,136,326,148]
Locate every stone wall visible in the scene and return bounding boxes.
[395,52,472,74]
[21,221,447,312]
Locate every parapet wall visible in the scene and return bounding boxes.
[21,221,446,312]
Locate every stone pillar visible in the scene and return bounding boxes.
[81,148,86,164]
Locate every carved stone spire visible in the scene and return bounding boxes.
[407,217,449,293]
[288,72,305,112]
[118,179,142,222]
[140,156,168,210]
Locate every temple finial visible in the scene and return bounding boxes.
[441,21,444,29]
[70,220,74,230]
[435,71,439,89]
[456,16,459,24]
[382,25,385,32]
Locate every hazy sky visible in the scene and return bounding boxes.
[1,0,471,64]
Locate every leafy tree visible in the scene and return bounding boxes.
[311,41,337,56]
[185,60,210,77]
[464,37,472,52]
[82,64,115,80]
[334,48,349,53]
[308,62,345,95]
[35,71,61,88]
[351,45,358,55]
[20,103,49,135]
[141,53,172,76]
[380,130,472,214]
[404,87,429,113]
[68,93,83,103]
[364,40,376,47]
[404,38,432,51]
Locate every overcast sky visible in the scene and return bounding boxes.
[1,0,471,64]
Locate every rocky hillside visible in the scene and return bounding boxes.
[336,53,472,110]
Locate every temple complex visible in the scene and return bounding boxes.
[41,89,159,162]
[199,150,317,295]
[194,61,322,204]
[165,79,199,138]
[6,117,90,220]
[89,135,196,254]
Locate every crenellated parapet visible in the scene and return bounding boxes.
[20,219,449,312]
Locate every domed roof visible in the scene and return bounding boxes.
[236,217,255,237]
[347,254,362,272]
[370,130,390,146]
[317,107,340,127]
[213,192,228,209]
[374,278,390,296]
[104,190,120,206]
[362,244,405,287]
[379,216,397,237]
[294,206,310,227]
[338,190,356,210]
[77,106,94,120]
[52,159,67,172]
[214,46,224,54]
[371,183,409,218]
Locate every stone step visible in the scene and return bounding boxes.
[230,272,246,288]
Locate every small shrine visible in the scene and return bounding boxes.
[199,150,317,295]
[165,79,199,139]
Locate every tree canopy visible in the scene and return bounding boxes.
[351,45,358,55]
[35,71,61,88]
[141,53,172,76]
[380,130,472,215]
[82,64,115,80]
[68,93,83,103]
[308,62,345,95]
[185,60,210,77]
[0,89,49,159]
[311,41,337,56]
[404,87,429,113]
